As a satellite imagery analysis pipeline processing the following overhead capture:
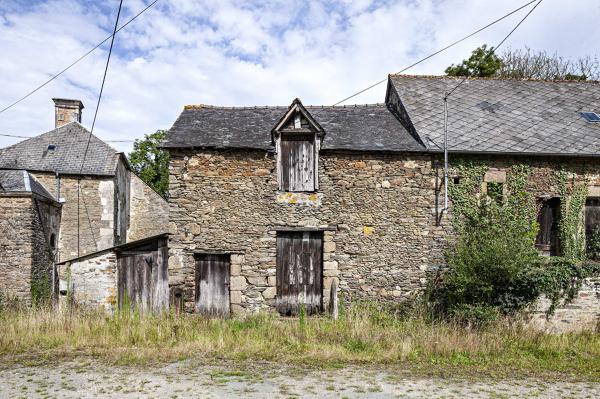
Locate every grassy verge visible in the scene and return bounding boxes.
[0,303,598,379]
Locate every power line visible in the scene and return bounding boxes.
[0,0,160,116]
[441,0,544,214]
[77,0,123,257]
[0,132,135,142]
[445,0,544,98]
[330,0,539,106]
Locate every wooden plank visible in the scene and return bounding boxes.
[276,232,323,316]
[280,134,315,192]
[195,254,230,316]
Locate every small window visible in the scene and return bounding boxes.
[47,144,56,151]
[581,112,600,123]
[50,233,56,249]
[453,177,460,185]
[536,198,560,256]
[279,133,316,192]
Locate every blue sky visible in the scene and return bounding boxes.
[0,0,599,152]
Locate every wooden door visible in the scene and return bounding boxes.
[276,232,323,316]
[195,254,230,316]
[117,246,169,313]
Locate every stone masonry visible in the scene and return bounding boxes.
[58,250,118,312]
[128,173,169,242]
[168,149,449,313]
[168,148,600,329]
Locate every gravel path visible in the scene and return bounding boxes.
[0,359,598,398]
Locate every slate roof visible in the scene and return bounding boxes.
[163,103,425,152]
[0,169,56,201]
[389,75,600,155]
[0,122,121,175]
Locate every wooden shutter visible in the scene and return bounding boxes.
[535,198,560,255]
[276,232,323,316]
[280,134,315,192]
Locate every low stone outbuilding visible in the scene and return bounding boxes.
[162,75,600,331]
[57,234,169,313]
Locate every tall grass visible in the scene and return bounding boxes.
[0,302,598,377]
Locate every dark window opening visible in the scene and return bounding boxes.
[280,133,316,192]
[50,233,56,250]
[536,197,560,256]
[585,198,600,260]
[453,176,460,185]
[487,182,504,204]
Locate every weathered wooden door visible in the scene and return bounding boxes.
[117,242,169,313]
[195,254,230,316]
[276,232,323,316]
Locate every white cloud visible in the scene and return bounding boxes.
[0,0,599,153]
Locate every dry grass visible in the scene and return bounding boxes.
[0,303,598,378]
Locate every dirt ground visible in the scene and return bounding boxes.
[0,359,598,398]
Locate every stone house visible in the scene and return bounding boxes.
[163,75,600,329]
[0,98,168,304]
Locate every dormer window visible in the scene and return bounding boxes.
[272,99,325,193]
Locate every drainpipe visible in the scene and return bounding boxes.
[443,93,449,212]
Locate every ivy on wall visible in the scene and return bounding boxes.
[555,169,588,260]
[431,161,600,323]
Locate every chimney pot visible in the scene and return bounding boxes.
[52,98,84,128]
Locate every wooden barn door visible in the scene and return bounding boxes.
[276,232,323,316]
[195,254,230,316]
[117,244,168,313]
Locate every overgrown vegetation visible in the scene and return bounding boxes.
[0,303,598,378]
[445,45,600,80]
[128,130,170,198]
[431,162,600,324]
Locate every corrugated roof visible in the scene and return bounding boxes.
[0,169,56,201]
[389,75,600,155]
[163,103,425,152]
[0,122,121,175]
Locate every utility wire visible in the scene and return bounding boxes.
[0,0,160,116]
[330,0,539,106]
[445,0,544,98]
[77,0,123,257]
[0,132,135,142]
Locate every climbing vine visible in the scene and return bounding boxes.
[430,161,600,323]
[555,169,588,260]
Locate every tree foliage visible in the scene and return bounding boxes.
[128,130,169,198]
[445,45,503,77]
[445,45,600,81]
[499,47,599,81]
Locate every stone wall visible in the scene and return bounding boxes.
[58,250,118,312]
[529,278,600,332]
[114,157,130,246]
[168,148,600,327]
[30,198,61,302]
[33,172,117,262]
[0,196,34,302]
[127,173,169,242]
[168,149,448,313]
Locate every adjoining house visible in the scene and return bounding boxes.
[163,75,600,329]
[0,99,168,305]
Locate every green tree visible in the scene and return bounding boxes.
[445,44,503,77]
[128,130,169,198]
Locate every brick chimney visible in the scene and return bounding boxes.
[52,98,84,128]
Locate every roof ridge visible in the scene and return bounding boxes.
[390,73,600,84]
[183,103,387,110]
